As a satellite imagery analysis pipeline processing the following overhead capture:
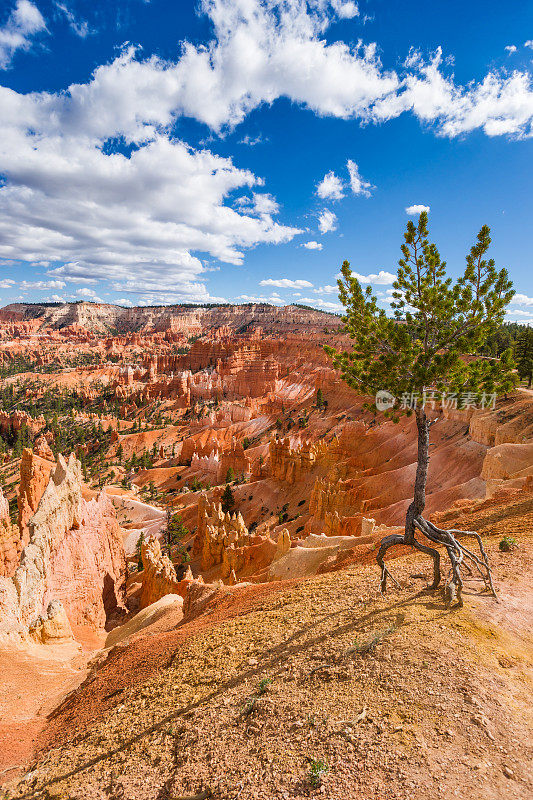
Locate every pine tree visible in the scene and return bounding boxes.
[221,484,235,514]
[225,466,235,483]
[515,328,533,387]
[136,532,145,572]
[316,388,324,410]
[326,213,516,606]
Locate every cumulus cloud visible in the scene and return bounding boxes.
[0,278,16,288]
[331,1,359,19]
[19,279,66,290]
[512,293,533,306]
[302,240,323,250]
[0,0,46,68]
[75,287,102,299]
[505,45,517,55]
[235,293,285,304]
[299,296,342,311]
[374,47,533,138]
[506,309,533,320]
[0,117,300,297]
[340,270,395,284]
[406,204,430,215]
[318,209,337,233]
[525,40,533,50]
[316,171,345,200]
[314,284,338,294]
[2,0,533,300]
[317,160,373,200]
[260,278,313,289]
[347,159,373,196]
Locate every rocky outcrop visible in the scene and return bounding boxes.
[309,477,354,520]
[139,536,189,609]
[217,440,250,482]
[106,593,184,647]
[41,490,126,630]
[481,441,533,485]
[0,487,21,578]
[30,600,76,644]
[468,397,533,446]
[269,533,368,580]
[0,410,46,438]
[194,496,277,579]
[17,447,55,539]
[33,435,54,460]
[6,301,340,336]
[0,454,126,638]
[270,435,328,484]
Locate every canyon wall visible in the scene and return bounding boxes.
[0,453,126,638]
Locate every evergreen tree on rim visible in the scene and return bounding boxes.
[515,327,533,388]
[326,212,516,606]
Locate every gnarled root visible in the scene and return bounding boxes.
[376,516,497,607]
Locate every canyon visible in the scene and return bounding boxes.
[0,302,531,799]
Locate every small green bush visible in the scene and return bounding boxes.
[308,758,328,788]
[499,536,517,552]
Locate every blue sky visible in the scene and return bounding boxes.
[0,0,532,320]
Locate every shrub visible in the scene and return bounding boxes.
[499,536,517,552]
[308,758,328,788]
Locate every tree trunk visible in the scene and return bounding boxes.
[376,407,496,603]
[404,410,430,544]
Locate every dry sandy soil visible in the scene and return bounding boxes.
[2,488,532,800]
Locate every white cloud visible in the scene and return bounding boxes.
[0,125,300,298]
[512,293,533,306]
[0,278,16,288]
[374,47,533,138]
[235,293,285,305]
[338,270,395,285]
[54,2,91,38]
[406,204,430,215]
[314,284,338,294]
[506,309,533,319]
[260,278,313,289]
[346,159,373,196]
[525,40,533,50]
[331,1,359,19]
[316,171,345,200]
[505,45,517,55]
[2,0,533,300]
[252,192,279,216]
[19,279,66,290]
[75,287,101,300]
[239,133,265,146]
[302,240,323,250]
[299,296,342,311]
[0,0,46,69]
[318,209,337,234]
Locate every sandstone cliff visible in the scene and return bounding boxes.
[0,487,20,578]
[0,454,126,638]
[17,447,55,539]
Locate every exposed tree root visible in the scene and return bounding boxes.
[376,516,497,607]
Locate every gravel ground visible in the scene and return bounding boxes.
[3,489,533,800]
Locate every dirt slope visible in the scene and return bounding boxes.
[3,490,532,800]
